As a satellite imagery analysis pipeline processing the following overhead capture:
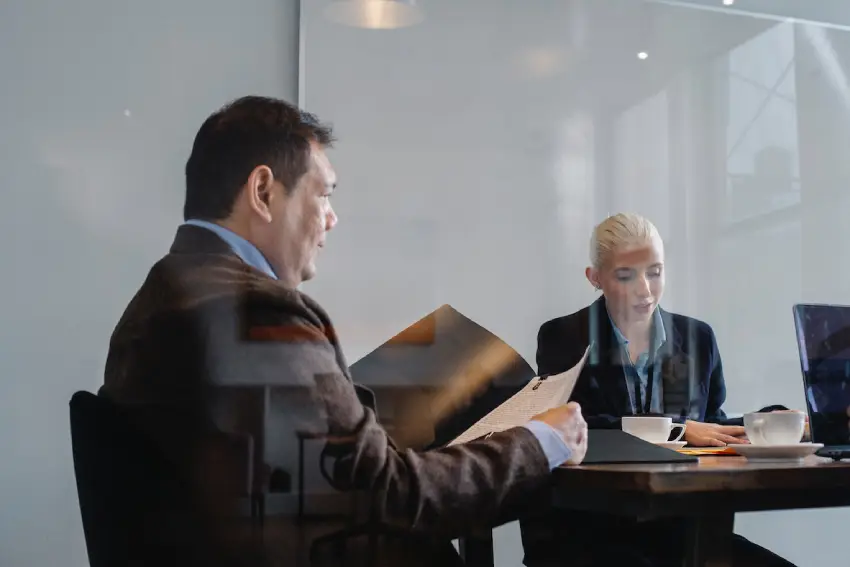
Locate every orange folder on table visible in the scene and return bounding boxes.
[676,446,739,456]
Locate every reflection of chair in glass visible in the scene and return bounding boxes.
[217,386,273,534]
[308,385,423,567]
[295,429,328,521]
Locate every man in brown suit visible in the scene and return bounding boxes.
[100,96,588,567]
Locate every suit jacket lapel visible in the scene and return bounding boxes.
[658,309,697,419]
[588,297,633,415]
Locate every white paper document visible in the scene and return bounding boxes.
[447,347,589,446]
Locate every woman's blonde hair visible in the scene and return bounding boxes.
[590,213,662,269]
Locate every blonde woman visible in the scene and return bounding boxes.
[520,213,795,567]
[536,212,789,445]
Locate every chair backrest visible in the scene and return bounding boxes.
[69,390,202,567]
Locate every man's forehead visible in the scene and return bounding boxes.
[309,143,336,185]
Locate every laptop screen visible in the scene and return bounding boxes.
[793,304,850,446]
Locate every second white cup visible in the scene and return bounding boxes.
[743,412,805,445]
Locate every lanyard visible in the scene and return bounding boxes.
[627,354,655,415]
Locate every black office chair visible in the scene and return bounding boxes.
[69,391,261,567]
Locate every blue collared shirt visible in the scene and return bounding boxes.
[184,219,278,280]
[608,308,667,414]
[183,220,571,469]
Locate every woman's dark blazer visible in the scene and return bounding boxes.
[536,296,780,429]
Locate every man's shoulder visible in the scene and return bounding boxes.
[136,252,334,338]
[104,252,344,395]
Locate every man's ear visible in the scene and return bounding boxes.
[246,165,275,223]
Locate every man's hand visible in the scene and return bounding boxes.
[684,420,748,447]
[532,402,588,465]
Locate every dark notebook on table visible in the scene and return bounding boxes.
[582,429,697,464]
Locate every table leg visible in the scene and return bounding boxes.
[682,513,735,567]
[458,531,495,567]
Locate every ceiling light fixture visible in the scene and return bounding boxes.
[723,0,735,5]
[637,51,649,60]
[324,0,424,30]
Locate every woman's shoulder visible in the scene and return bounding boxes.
[660,308,717,342]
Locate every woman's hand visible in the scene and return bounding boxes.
[684,420,749,447]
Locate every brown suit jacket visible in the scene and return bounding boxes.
[101,225,550,566]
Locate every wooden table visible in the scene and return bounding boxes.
[459,455,850,567]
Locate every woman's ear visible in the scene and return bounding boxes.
[585,266,601,290]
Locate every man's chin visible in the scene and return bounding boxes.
[301,264,317,283]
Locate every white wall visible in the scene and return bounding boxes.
[301,1,850,566]
[0,1,300,566]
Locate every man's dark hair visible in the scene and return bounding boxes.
[183,96,335,221]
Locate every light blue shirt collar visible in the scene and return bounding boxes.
[608,307,667,357]
[183,219,278,280]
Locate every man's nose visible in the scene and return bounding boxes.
[326,206,338,230]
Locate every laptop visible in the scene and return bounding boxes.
[792,304,850,460]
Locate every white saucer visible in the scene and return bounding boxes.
[656,441,687,450]
[731,442,823,461]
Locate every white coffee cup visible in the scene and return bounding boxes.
[743,412,805,446]
[622,416,686,443]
